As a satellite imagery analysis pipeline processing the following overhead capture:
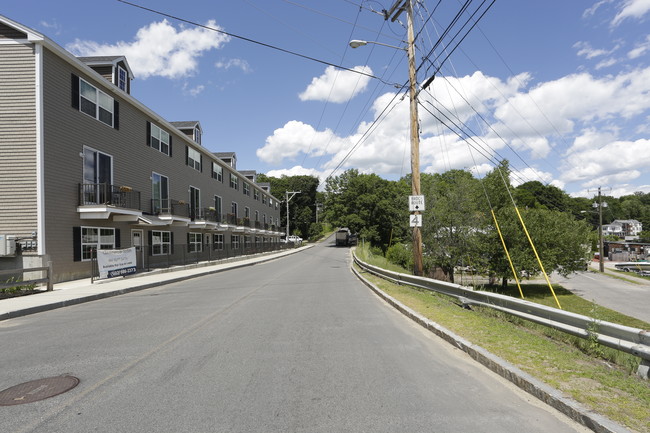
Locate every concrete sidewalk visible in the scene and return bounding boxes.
[0,246,311,321]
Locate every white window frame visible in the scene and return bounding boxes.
[213,233,224,250]
[150,123,170,155]
[188,147,201,171]
[254,190,259,201]
[81,227,115,261]
[230,173,239,190]
[117,66,128,91]
[189,232,202,253]
[212,162,223,182]
[79,78,114,127]
[151,172,169,214]
[232,235,240,249]
[243,182,250,196]
[151,230,171,255]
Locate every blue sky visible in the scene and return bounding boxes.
[4,0,650,198]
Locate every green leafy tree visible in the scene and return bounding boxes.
[420,170,485,282]
[324,169,409,250]
[257,174,319,237]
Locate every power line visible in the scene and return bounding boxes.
[115,0,399,87]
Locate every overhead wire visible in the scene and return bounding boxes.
[115,0,400,87]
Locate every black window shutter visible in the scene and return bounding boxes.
[148,230,153,256]
[185,146,189,166]
[113,101,120,130]
[169,135,173,157]
[115,229,121,248]
[170,232,174,254]
[187,233,190,252]
[71,74,80,110]
[73,227,81,262]
[199,155,203,172]
[146,121,151,147]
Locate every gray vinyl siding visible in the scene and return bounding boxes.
[0,22,27,39]
[38,49,280,282]
[0,43,37,238]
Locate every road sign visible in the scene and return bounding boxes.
[409,195,425,211]
[409,214,422,227]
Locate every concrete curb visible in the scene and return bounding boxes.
[350,265,631,433]
[0,245,312,321]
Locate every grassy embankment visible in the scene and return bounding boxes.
[354,246,650,433]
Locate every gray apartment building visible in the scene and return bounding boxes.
[0,15,283,282]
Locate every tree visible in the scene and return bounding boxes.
[420,170,484,282]
[257,174,319,237]
[324,169,409,249]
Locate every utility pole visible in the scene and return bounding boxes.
[386,0,423,276]
[285,191,300,240]
[597,187,605,273]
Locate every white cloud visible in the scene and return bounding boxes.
[562,137,650,183]
[66,19,230,79]
[612,0,650,26]
[574,41,614,59]
[266,166,326,180]
[215,58,252,73]
[256,120,349,165]
[183,83,205,97]
[299,65,372,103]
[510,167,560,188]
[628,34,650,58]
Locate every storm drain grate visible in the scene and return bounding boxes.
[0,375,79,406]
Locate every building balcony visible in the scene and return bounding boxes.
[77,183,142,220]
[151,199,191,226]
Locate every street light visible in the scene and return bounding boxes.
[348,0,424,276]
[349,39,406,51]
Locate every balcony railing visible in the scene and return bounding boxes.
[79,183,141,210]
[151,199,190,218]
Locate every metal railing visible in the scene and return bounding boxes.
[353,253,650,378]
[79,183,141,209]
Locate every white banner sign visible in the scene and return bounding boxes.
[97,247,137,279]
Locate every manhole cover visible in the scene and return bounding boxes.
[0,375,79,406]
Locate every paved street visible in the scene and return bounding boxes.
[551,262,650,323]
[1,241,590,433]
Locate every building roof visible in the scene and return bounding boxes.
[170,121,201,130]
[77,55,134,79]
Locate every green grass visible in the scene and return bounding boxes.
[354,246,650,432]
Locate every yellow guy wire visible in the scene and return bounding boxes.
[513,206,562,309]
[491,209,524,299]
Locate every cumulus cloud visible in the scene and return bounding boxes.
[562,137,650,184]
[256,120,349,165]
[299,65,373,103]
[67,19,230,79]
[258,64,650,196]
[611,0,650,27]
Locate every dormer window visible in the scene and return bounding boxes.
[194,126,201,145]
[118,66,127,91]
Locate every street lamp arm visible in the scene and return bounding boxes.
[349,39,407,51]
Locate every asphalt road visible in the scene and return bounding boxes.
[550,264,650,323]
[0,240,590,433]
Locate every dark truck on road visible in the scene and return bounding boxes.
[335,228,351,246]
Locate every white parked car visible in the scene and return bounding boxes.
[286,235,302,244]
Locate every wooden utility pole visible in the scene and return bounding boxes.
[387,0,423,275]
[597,187,605,273]
[285,191,300,240]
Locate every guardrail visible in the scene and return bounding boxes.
[0,262,53,292]
[353,253,650,379]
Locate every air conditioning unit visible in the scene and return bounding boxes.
[0,234,17,257]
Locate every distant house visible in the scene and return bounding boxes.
[602,219,643,239]
[0,14,283,282]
